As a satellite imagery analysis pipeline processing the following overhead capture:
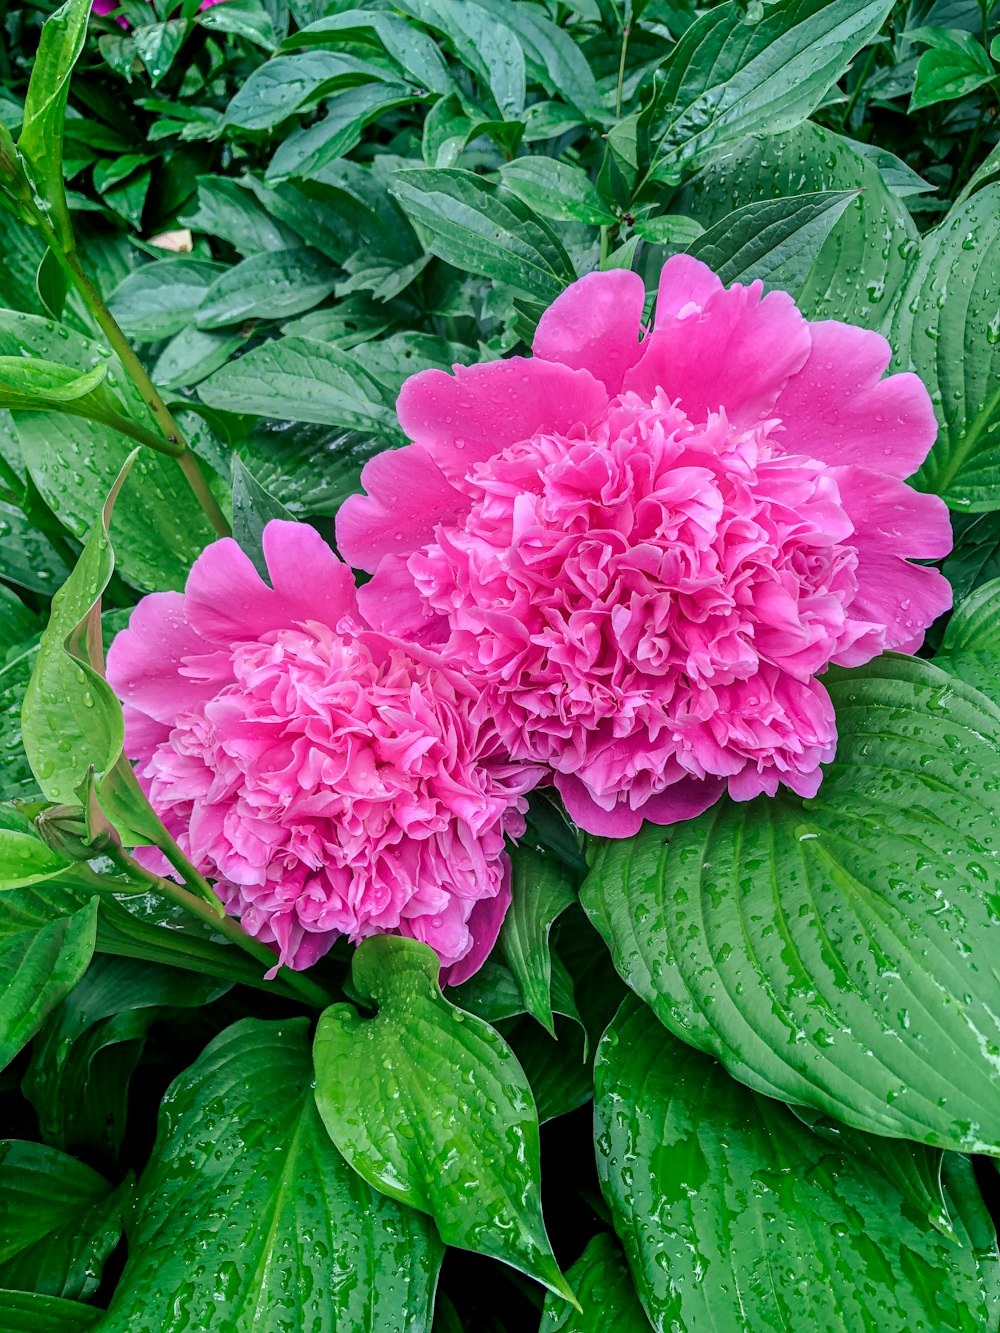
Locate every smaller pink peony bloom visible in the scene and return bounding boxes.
[337,257,953,838]
[107,521,539,981]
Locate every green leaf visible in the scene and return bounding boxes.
[594,995,1000,1331]
[0,310,217,591]
[180,175,300,257]
[633,215,704,246]
[392,168,576,302]
[646,0,894,178]
[687,189,859,292]
[909,27,995,109]
[581,655,1000,1152]
[0,357,152,444]
[0,891,97,1071]
[282,10,453,94]
[0,1141,128,1300]
[24,956,226,1158]
[502,845,578,1037]
[151,326,251,392]
[935,575,1000,695]
[99,1017,442,1332]
[672,121,919,326]
[540,1233,651,1332]
[198,0,277,49]
[499,158,616,226]
[893,184,1000,511]
[231,455,293,581]
[22,454,132,803]
[394,0,526,117]
[133,18,190,86]
[17,0,91,250]
[265,83,421,185]
[314,935,575,1304]
[507,1011,591,1126]
[196,335,400,435]
[473,0,606,121]
[238,421,384,519]
[107,258,226,340]
[0,1290,100,1331]
[0,825,69,890]
[195,246,337,329]
[225,52,399,132]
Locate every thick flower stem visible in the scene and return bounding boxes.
[32,217,230,538]
[110,849,335,1010]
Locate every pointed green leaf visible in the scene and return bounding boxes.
[0,1290,100,1331]
[314,935,575,1304]
[99,1017,442,1332]
[195,247,337,329]
[581,656,1000,1152]
[0,825,69,890]
[540,1233,652,1332]
[231,456,293,582]
[594,996,1000,1331]
[502,844,578,1037]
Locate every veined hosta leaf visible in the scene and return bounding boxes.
[594,996,1000,1332]
[0,887,97,1072]
[313,936,575,1304]
[645,0,894,179]
[0,1290,100,1330]
[107,258,226,340]
[99,1018,442,1332]
[893,184,1000,510]
[581,656,1000,1152]
[540,1233,652,1332]
[0,1140,128,1300]
[391,168,576,302]
[687,189,858,293]
[0,310,216,591]
[673,121,919,327]
[935,575,1000,697]
[195,246,336,329]
[196,335,400,436]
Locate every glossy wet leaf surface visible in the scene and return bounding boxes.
[100,1017,442,1332]
[540,1233,651,1332]
[314,936,573,1303]
[582,656,1000,1152]
[934,575,1000,695]
[594,995,1000,1332]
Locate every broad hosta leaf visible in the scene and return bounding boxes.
[0,1291,99,1331]
[935,575,1000,696]
[646,0,894,179]
[197,335,400,436]
[673,121,919,327]
[594,996,1000,1332]
[195,247,337,329]
[0,889,97,1072]
[314,936,574,1304]
[540,1233,652,1332]
[581,656,1000,1152]
[237,421,383,519]
[17,0,91,249]
[687,189,858,293]
[392,168,576,302]
[0,311,216,591]
[893,184,1000,510]
[107,258,226,340]
[99,1018,442,1332]
[946,513,1000,601]
[502,844,578,1037]
[0,1141,128,1300]
[22,455,131,803]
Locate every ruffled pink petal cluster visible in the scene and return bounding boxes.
[107,521,539,979]
[338,256,952,838]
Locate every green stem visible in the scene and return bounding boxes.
[600,224,611,265]
[111,850,335,1010]
[839,45,876,131]
[30,216,230,538]
[954,101,989,199]
[99,408,186,457]
[615,16,631,118]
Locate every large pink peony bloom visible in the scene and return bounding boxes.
[107,521,539,980]
[337,257,952,838]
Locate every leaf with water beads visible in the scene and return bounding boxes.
[314,935,577,1305]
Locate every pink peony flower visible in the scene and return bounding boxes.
[337,257,952,838]
[107,521,539,980]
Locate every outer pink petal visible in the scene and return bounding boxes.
[640,777,726,826]
[336,444,471,572]
[653,254,724,325]
[396,358,609,484]
[625,259,810,427]
[440,861,512,987]
[106,591,217,726]
[356,554,448,643]
[532,269,646,395]
[834,467,952,653]
[555,773,644,837]
[772,321,938,479]
[187,521,357,643]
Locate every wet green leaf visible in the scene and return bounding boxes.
[225,51,400,132]
[502,844,578,1037]
[581,656,1000,1152]
[230,455,293,580]
[314,935,575,1304]
[909,28,995,110]
[282,10,453,94]
[195,246,337,329]
[0,1289,100,1330]
[107,258,226,340]
[394,0,526,117]
[100,1017,442,1332]
[594,995,1000,1331]
[499,158,615,226]
[540,1233,651,1332]
[935,575,1000,695]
